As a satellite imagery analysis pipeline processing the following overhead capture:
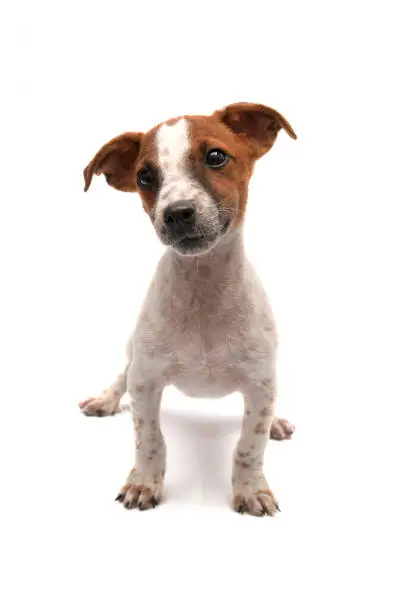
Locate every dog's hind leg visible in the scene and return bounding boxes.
[270,417,295,440]
[79,340,132,417]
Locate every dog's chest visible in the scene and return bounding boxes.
[135,244,276,397]
[170,314,248,397]
[151,257,273,396]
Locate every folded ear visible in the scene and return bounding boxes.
[83,132,143,192]
[216,103,296,159]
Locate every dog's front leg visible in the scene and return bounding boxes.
[116,377,166,511]
[233,380,280,516]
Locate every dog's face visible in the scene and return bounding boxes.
[84,103,296,256]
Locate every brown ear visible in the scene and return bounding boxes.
[83,132,143,192]
[216,103,296,159]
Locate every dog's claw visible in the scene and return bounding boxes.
[115,494,124,503]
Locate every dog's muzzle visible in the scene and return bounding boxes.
[163,200,196,241]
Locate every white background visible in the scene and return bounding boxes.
[1,1,407,610]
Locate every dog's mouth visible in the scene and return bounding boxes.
[174,233,214,254]
[172,221,230,255]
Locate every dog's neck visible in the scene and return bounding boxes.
[160,228,247,319]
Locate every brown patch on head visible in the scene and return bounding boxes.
[134,125,161,213]
[165,117,181,128]
[187,103,295,224]
[83,103,295,230]
[83,125,162,214]
[216,102,296,158]
[187,114,253,225]
[83,132,143,192]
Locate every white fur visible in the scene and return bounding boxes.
[155,119,216,227]
[81,123,295,515]
[155,118,192,212]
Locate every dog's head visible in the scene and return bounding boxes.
[84,103,296,256]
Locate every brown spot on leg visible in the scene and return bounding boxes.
[235,459,251,469]
[254,422,267,435]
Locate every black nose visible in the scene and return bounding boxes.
[163,200,195,236]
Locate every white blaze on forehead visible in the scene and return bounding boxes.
[157,118,190,177]
[156,118,194,210]
[154,118,217,226]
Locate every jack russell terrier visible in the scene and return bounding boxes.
[80,102,296,516]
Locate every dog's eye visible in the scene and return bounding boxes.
[137,167,157,189]
[205,148,229,169]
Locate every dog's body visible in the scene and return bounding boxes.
[80,103,296,516]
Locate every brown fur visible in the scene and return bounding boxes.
[83,103,296,223]
[83,132,143,192]
[134,126,161,212]
[254,422,267,435]
[187,114,254,224]
[215,102,297,158]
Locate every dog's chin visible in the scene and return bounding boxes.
[159,221,230,257]
[171,234,220,256]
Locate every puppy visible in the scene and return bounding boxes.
[80,102,296,516]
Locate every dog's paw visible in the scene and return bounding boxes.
[270,417,295,440]
[79,392,122,417]
[233,473,279,516]
[115,468,164,511]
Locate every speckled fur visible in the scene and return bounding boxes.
[80,102,297,515]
